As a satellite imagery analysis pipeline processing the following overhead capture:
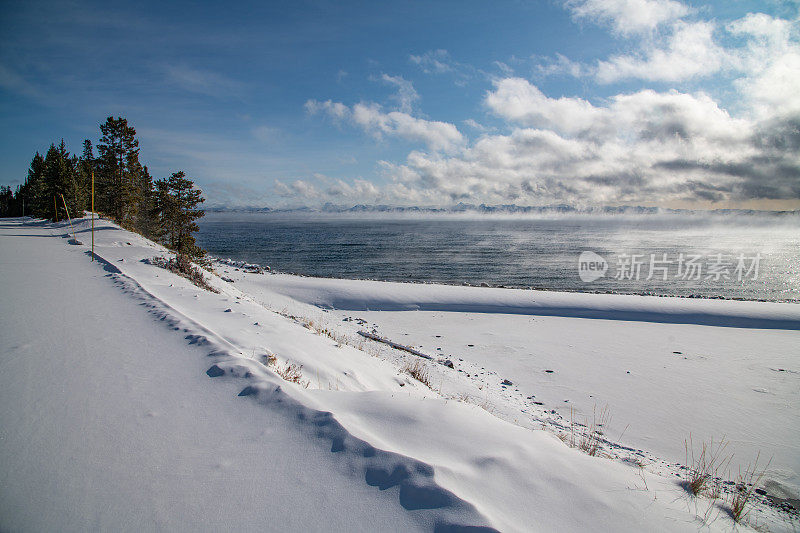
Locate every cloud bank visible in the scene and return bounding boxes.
[294,2,799,209]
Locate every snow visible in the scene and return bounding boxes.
[2,216,798,532]
[231,271,800,497]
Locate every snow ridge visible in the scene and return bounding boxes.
[92,245,499,532]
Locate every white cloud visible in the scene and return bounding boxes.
[739,52,800,117]
[306,99,465,153]
[409,49,454,74]
[369,81,793,206]
[299,9,799,208]
[493,61,515,77]
[462,119,495,133]
[305,99,349,120]
[727,13,800,118]
[409,49,477,85]
[596,21,727,83]
[485,78,607,135]
[566,0,690,36]
[274,179,320,198]
[535,53,587,78]
[380,74,419,113]
[325,178,380,199]
[163,64,245,98]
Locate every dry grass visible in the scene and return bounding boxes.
[562,404,611,457]
[402,359,431,388]
[730,453,771,523]
[259,350,309,388]
[684,435,731,497]
[274,362,309,388]
[261,351,277,367]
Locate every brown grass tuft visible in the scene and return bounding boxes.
[402,359,431,388]
[684,435,731,497]
[564,404,610,457]
[730,453,771,523]
[274,361,309,388]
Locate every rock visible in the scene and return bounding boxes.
[544,370,554,373]
[479,282,490,287]
[502,379,513,386]
[224,308,232,312]
[755,488,767,496]
[442,360,454,369]
[206,365,225,378]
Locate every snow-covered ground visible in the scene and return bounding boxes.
[1,216,798,532]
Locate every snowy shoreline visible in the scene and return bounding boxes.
[2,216,799,532]
[208,253,800,305]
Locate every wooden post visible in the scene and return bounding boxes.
[54,196,58,222]
[91,171,95,260]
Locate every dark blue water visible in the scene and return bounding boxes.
[196,212,800,302]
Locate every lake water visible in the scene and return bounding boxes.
[197,212,800,302]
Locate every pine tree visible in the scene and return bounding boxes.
[78,139,95,213]
[134,165,161,239]
[96,117,143,227]
[23,152,47,218]
[0,186,13,217]
[154,171,206,260]
[41,141,82,221]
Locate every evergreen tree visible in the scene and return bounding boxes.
[154,171,205,260]
[96,117,143,227]
[78,139,95,213]
[23,152,47,218]
[41,141,82,221]
[0,186,13,217]
[134,165,161,239]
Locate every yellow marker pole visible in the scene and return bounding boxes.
[60,193,76,240]
[91,171,95,260]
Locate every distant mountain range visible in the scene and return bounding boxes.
[207,202,800,216]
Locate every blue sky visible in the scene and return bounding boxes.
[1,0,798,209]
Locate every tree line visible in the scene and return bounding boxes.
[0,117,206,260]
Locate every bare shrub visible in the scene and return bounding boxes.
[261,351,277,367]
[274,361,309,388]
[148,254,219,293]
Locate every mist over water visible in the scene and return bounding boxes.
[197,212,800,302]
